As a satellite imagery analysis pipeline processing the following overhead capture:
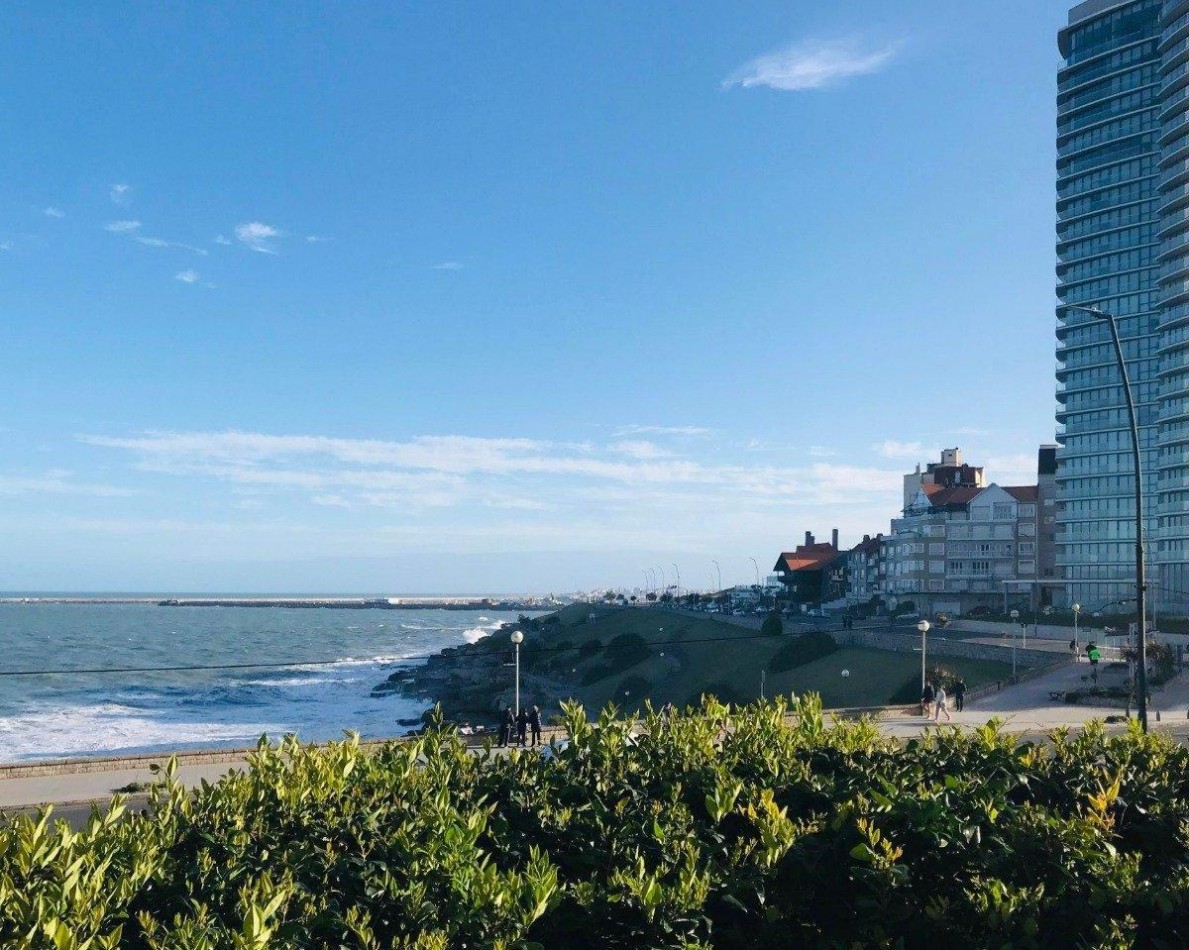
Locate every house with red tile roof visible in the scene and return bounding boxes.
[772,530,848,607]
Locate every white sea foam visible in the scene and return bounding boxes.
[462,619,505,644]
[0,656,428,762]
[0,604,546,763]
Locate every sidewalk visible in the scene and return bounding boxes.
[4,669,1186,820]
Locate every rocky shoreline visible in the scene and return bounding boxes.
[372,612,570,727]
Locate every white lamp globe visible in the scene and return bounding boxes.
[841,669,850,678]
[510,630,524,644]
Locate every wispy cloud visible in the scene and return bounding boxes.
[305,235,330,244]
[174,269,200,284]
[986,453,1037,487]
[808,446,838,458]
[213,235,233,246]
[432,261,464,271]
[610,440,673,460]
[725,38,901,92]
[104,220,141,233]
[0,469,133,498]
[0,241,11,252]
[135,236,208,255]
[235,221,282,254]
[109,183,131,205]
[612,425,711,437]
[80,429,905,520]
[872,439,932,461]
[43,207,66,219]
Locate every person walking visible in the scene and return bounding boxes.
[933,683,952,723]
[953,677,966,712]
[498,706,514,748]
[1069,638,1078,661]
[528,705,542,747]
[516,707,529,747]
[921,681,935,718]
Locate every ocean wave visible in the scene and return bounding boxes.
[0,604,545,763]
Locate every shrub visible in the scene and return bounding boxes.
[580,663,614,685]
[7,701,1189,946]
[578,638,603,659]
[768,631,837,673]
[761,610,783,637]
[614,674,652,705]
[606,632,651,667]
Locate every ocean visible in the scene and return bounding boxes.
[0,600,545,763]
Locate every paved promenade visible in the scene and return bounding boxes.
[4,665,1188,827]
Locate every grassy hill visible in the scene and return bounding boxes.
[387,605,1017,723]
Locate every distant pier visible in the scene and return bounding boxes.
[0,597,559,612]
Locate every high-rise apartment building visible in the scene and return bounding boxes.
[1056,0,1189,613]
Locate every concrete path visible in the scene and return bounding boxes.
[4,665,1187,827]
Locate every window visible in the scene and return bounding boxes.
[1019,504,1036,517]
[993,503,1014,520]
[1020,522,1037,537]
[929,543,945,555]
[929,560,944,574]
[1019,560,1036,574]
[928,580,944,592]
[1019,542,1035,556]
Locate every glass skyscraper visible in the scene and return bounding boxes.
[1056,0,1189,613]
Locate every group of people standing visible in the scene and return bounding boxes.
[498,705,542,747]
[921,677,966,722]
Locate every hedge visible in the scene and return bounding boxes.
[3,697,1189,946]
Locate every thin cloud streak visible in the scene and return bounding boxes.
[104,220,141,233]
[872,439,934,461]
[43,207,66,218]
[725,38,902,92]
[136,236,208,255]
[80,429,905,518]
[0,470,134,498]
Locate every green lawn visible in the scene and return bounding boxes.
[545,608,1017,712]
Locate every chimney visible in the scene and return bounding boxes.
[804,531,813,546]
[832,528,839,549]
[863,534,870,543]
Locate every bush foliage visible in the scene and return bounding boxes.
[768,631,837,673]
[4,698,1189,946]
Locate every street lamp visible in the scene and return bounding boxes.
[1062,303,1147,732]
[1072,603,1081,660]
[510,629,524,715]
[916,620,930,691]
[1009,609,1020,680]
[672,563,681,601]
[712,559,722,592]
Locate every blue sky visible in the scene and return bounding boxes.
[2,2,1071,593]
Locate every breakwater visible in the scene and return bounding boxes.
[1,597,558,611]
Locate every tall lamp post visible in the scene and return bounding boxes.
[510,629,524,715]
[673,563,681,602]
[1009,609,1020,681]
[917,619,931,691]
[712,559,722,593]
[1072,602,1081,660]
[1061,303,1148,731]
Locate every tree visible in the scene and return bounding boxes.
[761,610,783,638]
